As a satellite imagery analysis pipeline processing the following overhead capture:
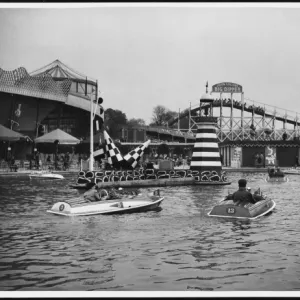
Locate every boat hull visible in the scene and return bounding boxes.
[47,195,164,217]
[29,172,64,179]
[265,176,288,183]
[208,199,276,220]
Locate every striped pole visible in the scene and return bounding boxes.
[190,121,222,173]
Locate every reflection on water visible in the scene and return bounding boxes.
[0,172,300,291]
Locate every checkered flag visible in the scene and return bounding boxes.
[124,140,150,169]
[103,130,125,167]
[93,146,105,159]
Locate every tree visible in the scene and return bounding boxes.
[151,105,177,126]
[127,118,146,128]
[104,108,128,139]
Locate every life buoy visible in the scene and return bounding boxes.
[210,175,220,181]
[157,170,166,176]
[176,170,186,177]
[78,171,85,177]
[134,170,140,176]
[116,171,123,177]
[77,177,91,184]
[95,171,104,177]
[126,175,134,181]
[105,170,113,176]
[201,175,209,181]
[145,169,154,175]
[85,171,94,179]
[158,174,170,179]
[95,177,103,183]
[111,175,120,182]
[99,189,109,200]
[119,176,126,181]
[102,176,109,182]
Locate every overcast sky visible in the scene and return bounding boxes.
[1,3,300,124]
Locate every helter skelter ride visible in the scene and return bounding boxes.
[189,82,230,185]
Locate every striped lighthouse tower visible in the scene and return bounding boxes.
[190,82,223,182]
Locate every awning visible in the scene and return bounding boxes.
[0,124,31,142]
[35,128,80,144]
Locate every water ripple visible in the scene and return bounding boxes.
[0,172,300,291]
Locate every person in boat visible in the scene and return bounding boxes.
[268,166,284,177]
[83,182,102,202]
[275,167,284,177]
[226,179,256,206]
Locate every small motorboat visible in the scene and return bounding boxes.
[29,170,64,180]
[282,168,300,175]
[208,192,276,220]
[47,189,164,216]
[266,167,288,182]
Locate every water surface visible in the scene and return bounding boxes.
[0,172,300,291]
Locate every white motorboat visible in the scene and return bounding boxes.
[29,170,64,180]
[47,189,164,216]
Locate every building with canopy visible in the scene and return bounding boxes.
[0,59,104,160]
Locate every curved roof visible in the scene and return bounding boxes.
[30,59,97,85]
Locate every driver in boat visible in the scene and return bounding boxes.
[83,182,102,202]
[268,166,284,177]
[226,179,256,206]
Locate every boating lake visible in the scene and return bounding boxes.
[0,171,300,293]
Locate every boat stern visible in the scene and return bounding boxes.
[208,200,251,219]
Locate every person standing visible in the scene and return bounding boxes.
[259,152,265,168]
[35,151,40,170]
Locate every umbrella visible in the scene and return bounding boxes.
[0,124,31,142]
[35,128,80,144]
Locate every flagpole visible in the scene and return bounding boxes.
[89,82,94,171]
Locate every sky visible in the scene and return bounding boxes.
[1,3,300,125]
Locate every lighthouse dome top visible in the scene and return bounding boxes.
[200,92,214,103]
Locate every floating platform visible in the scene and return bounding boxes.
[70,177,197,189]
[70,177,231,190]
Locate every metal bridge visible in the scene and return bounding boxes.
[168,96,300,143]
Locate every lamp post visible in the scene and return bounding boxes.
[89,82,102,172]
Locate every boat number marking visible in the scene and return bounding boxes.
[226,207,236,214]
[59,204,65,211]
